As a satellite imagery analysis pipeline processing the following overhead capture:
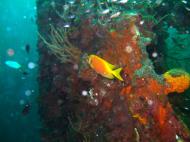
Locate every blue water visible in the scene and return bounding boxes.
[0,0,41,141]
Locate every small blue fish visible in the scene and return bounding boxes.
[5,60,21,69]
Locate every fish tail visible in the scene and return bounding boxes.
[112,68,124,81]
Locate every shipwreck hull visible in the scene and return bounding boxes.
[37,0,190,141]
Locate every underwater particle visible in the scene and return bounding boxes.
[118,0,128,4]
[48,17,52,21]
[152,52,158,58]
[168,120,172,124]
[25,90,32,97]
[23,15,27,19]
[85,9,91,13]
[125,45,133,53]
[94,92,98,96]
[106,83,111,87]
[5,60,21,69]
[110,12,121,18]
[162,2,166,6]
[82,90,88,96]
[33,6,37,10]
[184,107,189,110]
[68,0,75,4]
[147,100,153,106]
[100,9,110,15]
[63,24,70,28]
[7,48,15,56]
[140,20,144,25]
[68,14,75,19]
[28,62,36,69]
[19,99,25,105]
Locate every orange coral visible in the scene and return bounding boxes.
[147,78,165,95]
[163,69,190,94]
[157,105,167,126]
[120,86,132,96]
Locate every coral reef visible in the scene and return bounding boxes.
[76,19,190,141]
[37,0,190,142]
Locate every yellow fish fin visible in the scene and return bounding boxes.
[106,62,116,70]
[112,67,123,81]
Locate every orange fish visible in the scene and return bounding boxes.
[87,54,123,81]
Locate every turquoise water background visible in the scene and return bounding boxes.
[0,0,40,141]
